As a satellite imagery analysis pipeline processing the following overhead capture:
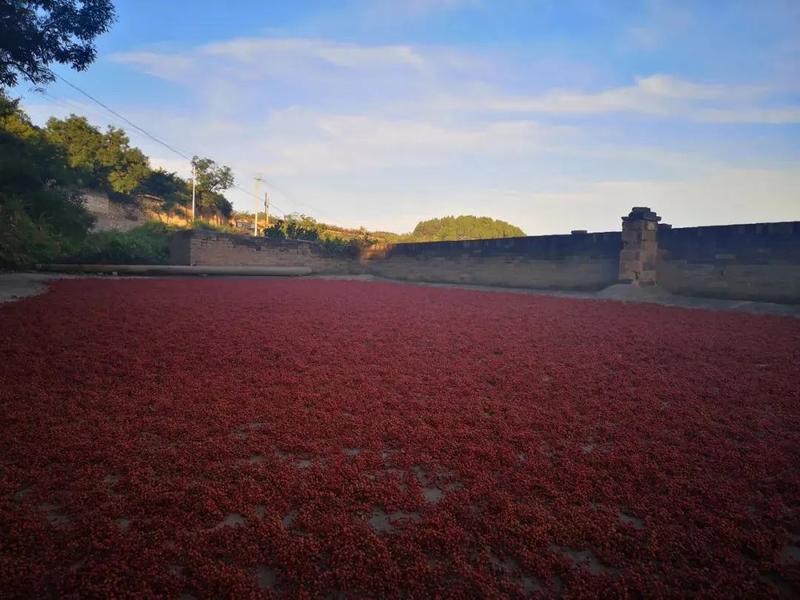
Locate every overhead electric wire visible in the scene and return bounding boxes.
[34,88,143,141]
[49,73,297,219]
[54,73,194,161]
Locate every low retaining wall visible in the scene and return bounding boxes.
[658,222,800,303]
[169,214,800,303]
[168,230,354,274]
[170,230,621,291]
[83,191,194,232]
[361,233,621,290]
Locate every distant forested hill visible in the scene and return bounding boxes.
[403,215,525,242]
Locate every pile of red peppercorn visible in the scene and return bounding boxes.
[1,278,798,598]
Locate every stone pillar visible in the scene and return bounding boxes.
[619,207,661,286]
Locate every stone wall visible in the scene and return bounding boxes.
[169,216,800,303]
[360,233,621,290]
[169,230,354,273]
[657,222,800,303]
[171,230,621,291]
[83,191,196,232]
[619,207,660,285]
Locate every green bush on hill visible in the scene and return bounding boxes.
[404,215,524,242]
[0,92,93,268]
[0,90,238,268]
[263,214,374,255]
[258,212,527,253]
[64,222,174,265]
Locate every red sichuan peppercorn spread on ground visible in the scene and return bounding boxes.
[1,278,799,598]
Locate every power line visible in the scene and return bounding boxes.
[38,86,289,213]
[50,73,294,219]
[54,73,194,162]
[231,182,287,217]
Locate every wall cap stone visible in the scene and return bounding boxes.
[623,207,662,222]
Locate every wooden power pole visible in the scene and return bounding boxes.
[254,174,264,236]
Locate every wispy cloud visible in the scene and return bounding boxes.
[463,75,799,124]
[112,37,430,83]
[113,38,800,125]
[258,110,568,176]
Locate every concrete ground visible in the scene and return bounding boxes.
[316,274,800,317]
[0,271,66,303]
[2,270,799,317]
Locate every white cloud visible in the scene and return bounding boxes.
[201,37,427,70]
[112,35,800,124]
[274,166,800,234]
[695,106,800,125]
[111,37,430,88]
[261,112,564,176]
[627,2,695,51]
[47,31,800,230]
[466,75,800,123]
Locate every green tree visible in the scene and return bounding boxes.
[191,155,234,217]
[139,168,191,209]
[191,156,233,195]
[44,114,104,185]
[264,214,321,241]
[44,116,150,194]
[97,126,149,194]
[0,0,116,87]
[0,91,92,266]
[405,215,525,242]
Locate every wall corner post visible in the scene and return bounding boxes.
[619,207,661,286]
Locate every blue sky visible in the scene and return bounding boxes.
[14,0,800,233]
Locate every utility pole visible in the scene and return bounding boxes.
[254,174,264,236]
[191,165,196,224]
[264,192,270,230]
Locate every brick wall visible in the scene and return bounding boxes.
[170,231,354,273]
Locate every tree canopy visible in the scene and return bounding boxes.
[264,214,322,242]
[0,0,116,87]
[0,91,92,266]
[191,155,234,217]
[0,93,238,266]
[138,168,190,209]
[39,115,234,215]
[405,215,525,242]
[44,115,150,195]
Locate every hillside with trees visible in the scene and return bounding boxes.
[261,213,525,247]
[1,1,529,267]
[0,92,235,267]
[403,215,524,242]
[0,93,93,266]
[0,1,240,267]
[2,88,528,268]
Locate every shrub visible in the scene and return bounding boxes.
[65,222,174,265]
[1,92,93,268]
[0,197,76,268]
